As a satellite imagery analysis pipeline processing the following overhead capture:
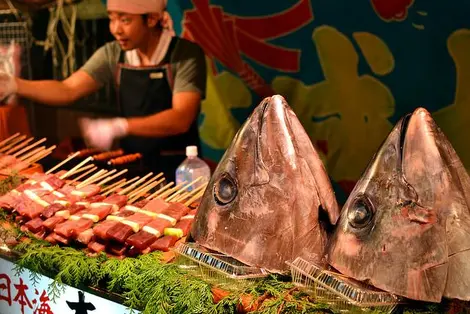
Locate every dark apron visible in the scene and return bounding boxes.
[116,37,201,182]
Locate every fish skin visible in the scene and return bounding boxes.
[327,107,470,302]
[190,95,340,273]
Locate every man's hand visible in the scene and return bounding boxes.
[0,73,17,104]
[80,117,128,151]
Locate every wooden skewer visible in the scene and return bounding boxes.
[174,192,189,203]
[127,176,165,200]
[93,169,116,182]
[184,188,206,207]
[118,172,154,195]
[160,182,188,201]
[60,156,93,179]
[0,132,20,148]
[165,177,203,202]
[61,164,95,177]
[77,169,116,188]
[133,172,164,193]
[27,149,54,165]
[68,166,98,185]
[46,151,80,174]
[12,138,47,158]
[128,178,165,204]
[102,176,140,195]
[16,146,45,161]
[0,135,27,153]
[146,181,174,200]
[24,145,56,165]
[4,137,34,155]
[101,178,128,195]
[174,183,208,203]
[75,169,107,188]
[125,173,163,198]
[21,145,54,164]
[97,169,128,186]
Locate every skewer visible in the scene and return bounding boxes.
[127,176,165,200]
[45,151,80,174]
[125,173,163,198]
[102,176,141,195]
[128,178,165,204]
[184,188,206,207]
[174,184,206,203]
[60,164,95,177]
[139,173,164,189]
[146,182,174,200]
[101,178,129,195]
[0,132,20,148]
[4,137,34,155]
[165,177,203,202]
[17,146,46,161]
[59,156,93,179]
[175,183,208,203]
[96,169,128,186]
[174,191,189,203]
[92,169,117,183]
[118,172,154,195]
[68,166,98,185]
[24,145,56,165]
[159,182,188,200]
[76,169,115,189]
[0,135,27,153]
[20,146,50,164]
[12,138,47,158]
[75,169,107,188]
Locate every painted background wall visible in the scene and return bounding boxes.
[108,0,470,203]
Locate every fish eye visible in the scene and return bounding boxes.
[347,196,374,229]
[214,174,237,205]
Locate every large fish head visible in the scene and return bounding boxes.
[191,95,340,273]
[327,107,470,302]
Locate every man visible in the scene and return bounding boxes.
[0,0,207,182]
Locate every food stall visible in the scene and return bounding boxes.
[1,96,470,314]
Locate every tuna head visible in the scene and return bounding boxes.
[191,95,340,273]
[327,107,470,302]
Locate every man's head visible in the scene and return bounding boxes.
[107,0,168,50]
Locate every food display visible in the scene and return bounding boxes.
[0,154,205,258]
[0,97,469,314]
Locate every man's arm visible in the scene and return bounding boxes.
[9,42,116,106]
[126,91,201,137]
[15,70,100,106]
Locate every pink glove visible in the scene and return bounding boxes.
[80,117,128,151]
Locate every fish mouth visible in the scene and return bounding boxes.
[398,112,412,171]
[396,109,435,206]
[250,95,287,186]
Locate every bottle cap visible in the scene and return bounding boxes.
[186,145,198,157]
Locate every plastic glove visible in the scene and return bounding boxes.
[80,117,128,151]
[0,72,17,104]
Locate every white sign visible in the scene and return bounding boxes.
[0,257,138,314]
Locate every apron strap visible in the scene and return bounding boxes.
[164,64,174,91]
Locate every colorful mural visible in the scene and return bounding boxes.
[167,0,470,203]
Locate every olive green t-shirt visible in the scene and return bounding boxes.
[80,37,206,99]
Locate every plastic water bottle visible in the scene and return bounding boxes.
[175,146,211,192]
